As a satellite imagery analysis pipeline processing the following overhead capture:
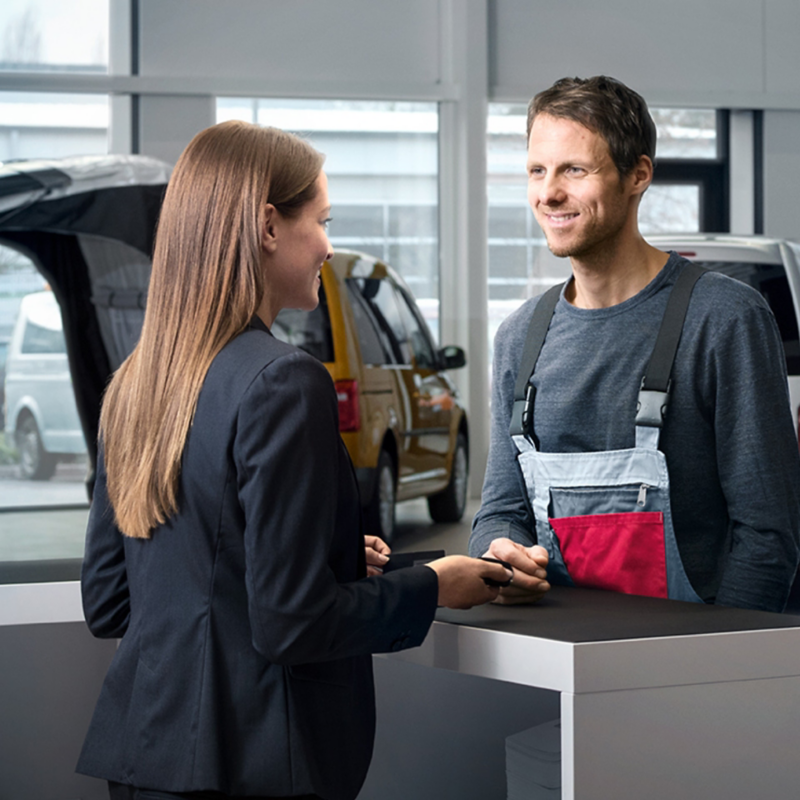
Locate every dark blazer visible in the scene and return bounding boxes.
[77,319,438,800]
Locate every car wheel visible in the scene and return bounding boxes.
[365,450,396,544]
[17,415,57,481]
[428,432,468,523]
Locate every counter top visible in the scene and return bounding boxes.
[389,586,800,694]
[436,584,800,642]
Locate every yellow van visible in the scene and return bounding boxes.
[273,250,469,542]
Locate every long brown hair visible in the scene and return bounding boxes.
[100,121,324,538]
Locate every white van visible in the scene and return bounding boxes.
[647,235,800,439]
[3,291,86,479]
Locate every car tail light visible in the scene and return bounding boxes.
[335,380,360,432]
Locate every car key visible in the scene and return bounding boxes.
[479,556,513,587]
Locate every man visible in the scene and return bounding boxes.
[469,75,800,612]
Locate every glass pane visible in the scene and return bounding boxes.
[345,282,390,366]
[20,317,67,354]
[639,184,700,234]
[217,98,439,337]
[1,246,88,523]
[650,108,717,159]
[487,103,571,349]
[0,0,108,73]
[348,277,411,365]
[0,91,108,160]
[394,288,437,370]
[271,284,334,363]
[486,103,711,350]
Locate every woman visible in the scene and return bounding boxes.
[77,121,510,800]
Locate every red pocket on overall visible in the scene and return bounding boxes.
[549,512,667,598]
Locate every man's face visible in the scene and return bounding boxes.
[526,114,640,260]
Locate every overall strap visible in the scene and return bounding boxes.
[509,282,564,438]
[509,262,707,441]
[635,262,706,430]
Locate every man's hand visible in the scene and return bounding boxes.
[483,538,550,604]
[365,535,391,576]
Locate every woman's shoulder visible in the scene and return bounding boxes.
[212,324,290,370]
[211,327,332,399]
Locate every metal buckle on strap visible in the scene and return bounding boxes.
[635,378,670,428]
[510,384,535,437]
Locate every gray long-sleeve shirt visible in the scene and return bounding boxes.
[470,253,800,612]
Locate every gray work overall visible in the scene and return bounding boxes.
[509,264,705,602]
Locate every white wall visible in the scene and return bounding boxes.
[492,0,763,102]
[490,0,800,108]
[763,111,800,240]
[139,0,442,85]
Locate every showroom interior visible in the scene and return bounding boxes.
[3,1,800,798]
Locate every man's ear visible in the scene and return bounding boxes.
[628,155,654,197]
[261,204,278,253]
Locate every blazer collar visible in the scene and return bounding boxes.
[248,315,273,336]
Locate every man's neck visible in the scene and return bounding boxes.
[565,237,670,309]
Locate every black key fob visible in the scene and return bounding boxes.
[383,550,445,573]
[479,556,513,587]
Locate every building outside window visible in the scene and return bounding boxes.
[0,0,108,73]
[0,92,108,160]
[0,2,109,540]
[217,99,441,339]
[486,103,721,351]
[0,91,109,517]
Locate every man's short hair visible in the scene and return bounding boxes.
[527,76,657,177]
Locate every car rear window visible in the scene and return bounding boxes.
[346,277,411,364]
[695,261,800,374]
[272,283,334,363]
[345,281,391,366]
[21,321,67,355]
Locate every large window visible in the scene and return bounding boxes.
[0,0,108,73]
[486,104,727,348]
[0,2,109,571]
[0,245,90,576]
[0,91,108,160]
[217,99,441,340]
[0,91,108,524]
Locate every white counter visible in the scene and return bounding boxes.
[385,586,800,800]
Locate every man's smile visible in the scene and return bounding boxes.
[542,211,580,226]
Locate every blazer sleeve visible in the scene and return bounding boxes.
[235,350,438,665]
[81,447,131,638]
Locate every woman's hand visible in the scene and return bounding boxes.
[482,538,550,604]
[365,535,391,576]
[425,555,513,609]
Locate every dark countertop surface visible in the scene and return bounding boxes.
[436,585,800,643]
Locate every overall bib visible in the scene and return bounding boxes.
[509,264,705,602]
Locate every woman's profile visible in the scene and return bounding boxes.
[77,120,510,800]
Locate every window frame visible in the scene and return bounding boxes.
[651,110,730,233]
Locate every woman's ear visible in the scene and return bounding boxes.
[261,204,278,254]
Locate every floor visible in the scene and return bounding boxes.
[392,496,479,557]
